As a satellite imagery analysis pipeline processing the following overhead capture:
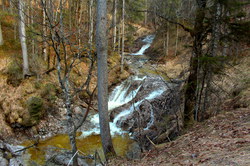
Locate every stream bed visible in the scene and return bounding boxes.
[22,133,133,165]
[16,35,182,165]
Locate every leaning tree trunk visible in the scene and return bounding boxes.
[184,0,207,126]
[96,0,116,160]
[0,22,3,46]
[18,0,30,77]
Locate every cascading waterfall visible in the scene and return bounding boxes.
[80,76,147,137]
[80,35,165,137]
[130,35,155,55]
[108,76,146,110]
[113,89,165,127]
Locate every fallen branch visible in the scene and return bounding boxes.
[146,135,157,150]
[14,140,39,153]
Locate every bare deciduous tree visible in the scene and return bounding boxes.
[18,0,30,77]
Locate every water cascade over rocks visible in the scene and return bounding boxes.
[80,35,184,148]
[130,35,155,56]
[1,35,183,165]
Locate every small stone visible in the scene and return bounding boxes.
[126,142,141,160]
[191,153,197,158]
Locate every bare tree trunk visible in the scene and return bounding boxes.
[88,0,94,50]
[77,0,83,46]
[58,0,78,164]
[118,24,121,55]
[30,0,34,55]
[96,0,116,160]
[112,0,117,51]
[0,22,3,46]
[144,0,147,25]
[166,23,169,56]
[201,1,222,120]
[184,0,207,126]
[18,0,30,77]
[175,22,179,56]
[42,0,48,63]
[27,0,31,26]
[121,0,125,73]
[65,79,78,166]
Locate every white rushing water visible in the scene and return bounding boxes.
[113,89,165,126]
[130,35,155,56]
[79,35,164,137]
[79,114,126,137]
[80,88,165,137]
[108,76,146,110]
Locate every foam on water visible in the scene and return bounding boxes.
[80,114,127,138]
[130,43,151,56]
[80,88,165,137]
[130,35,155,55]
[113,101,142,125]
[108,76,146,110]
[113,88,165,126]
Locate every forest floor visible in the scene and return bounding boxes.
[109,53,250,166]
[110,101,250,165]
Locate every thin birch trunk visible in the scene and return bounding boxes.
[18,0,30,77]
[42,0,47,63]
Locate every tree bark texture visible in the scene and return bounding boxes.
[112,0,117,51]
[96,0,116,160]
[42,0,48,63]
[88,0,94,48]
[0,22,3,46]
[18,0,30,77]
[184,0,207,126]
[121,0,125,72]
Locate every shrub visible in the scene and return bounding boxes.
[24,97,44,126]
[40,83,58,102]
[5,60,23,87]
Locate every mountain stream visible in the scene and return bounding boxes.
[21,35,181,165]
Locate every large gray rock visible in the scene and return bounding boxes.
[0,157,8,166]
[9,157,24,166]
[126,142,141,160]
[5,144,24,156]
